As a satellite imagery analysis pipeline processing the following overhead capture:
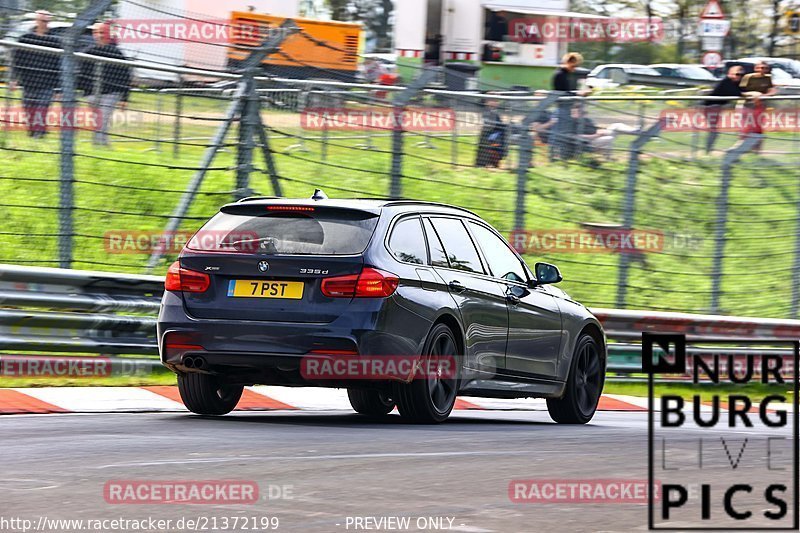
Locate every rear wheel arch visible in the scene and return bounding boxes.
[431,313,464,357]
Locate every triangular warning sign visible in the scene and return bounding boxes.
[700,0,725,19]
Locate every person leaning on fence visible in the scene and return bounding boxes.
[10,10,62,138]
[77,22,131,147]
[702,65,744,154]
[550,52,590,160]
[475,96,508,169]
[739,61,777,154]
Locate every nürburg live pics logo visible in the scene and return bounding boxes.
[645,333,799,530]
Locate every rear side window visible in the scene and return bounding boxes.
[187,209,378,255]
[423,218,449,268]
[429,217,484,274]
[388,217,427,265]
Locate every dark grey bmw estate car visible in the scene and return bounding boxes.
[158,192,606,423]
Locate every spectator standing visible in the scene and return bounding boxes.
[11,10,61,138]
[551,52,587,159]
[702,65,744,153]
[475,97,508,169]
[739,61,777,153]
[485,11,509,42]
[78,22,131,146]
[363,57,387,83]
[424,34,442,66]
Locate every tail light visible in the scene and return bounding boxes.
[165,261,210,293]
[321,267,399,298]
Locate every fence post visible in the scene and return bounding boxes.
[172,76,183,158]
[254,112,283,197]
[234,23,299,201]
[59,0,113,269]
[389,68,438,199]
[710,135,761,314]
[146,20,298,272]
[515,93,559,231]
[235,76,258,199]
[450,96,459,169]
[615,121,661,309]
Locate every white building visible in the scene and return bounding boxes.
[116,0,300,82]
[395,0,599,88]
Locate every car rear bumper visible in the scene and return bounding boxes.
[157,291,432,386]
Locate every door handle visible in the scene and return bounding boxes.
[448,280,466,293]
[506,293,520,305]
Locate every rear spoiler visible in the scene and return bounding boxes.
[220,203,381,218]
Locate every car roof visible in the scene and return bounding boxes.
[739,57,789,63]
[594,64,649,69]
[228,197,480,217]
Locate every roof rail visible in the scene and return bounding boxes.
[381,200,478,216]
[236,196,279,203]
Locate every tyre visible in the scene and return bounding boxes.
[547,333,605,424]
[347,389,395,416]
[394,323,460,424]
[177,373,243,416]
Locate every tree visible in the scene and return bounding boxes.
[325,0,394,51]
[766,0,783,55]
[29,0,95,18]
[327,0,349,21]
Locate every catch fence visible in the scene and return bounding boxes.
[1,0,800,319]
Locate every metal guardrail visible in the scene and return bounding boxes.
[0,264,160,355]
[0,265,798,380]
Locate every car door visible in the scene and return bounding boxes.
[424,216,508,374]
[467,221,563,380]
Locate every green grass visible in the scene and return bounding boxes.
[0,372,176,388]
[604,381,795,402]
[1,92,799,321]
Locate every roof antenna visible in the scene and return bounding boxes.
[311,189,328,201]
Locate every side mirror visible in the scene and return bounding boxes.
[530,262,563,287]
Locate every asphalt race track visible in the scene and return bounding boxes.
[2,409,794,532]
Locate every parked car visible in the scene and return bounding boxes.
[158,193,607,424]
[738,57,800,78]
[585,64,662,89]
[713,59,800,92]
[649,63,718,82]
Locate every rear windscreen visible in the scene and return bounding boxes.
[186,210,379,255]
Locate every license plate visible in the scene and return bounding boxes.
[227,280,304,299]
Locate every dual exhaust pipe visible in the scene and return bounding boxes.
[183,356,207,370]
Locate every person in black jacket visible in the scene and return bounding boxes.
[550,52,587,159]
[702,65,744,153]
[78,22,131,146]
[11,11,61,138]
[475,96,508,168]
